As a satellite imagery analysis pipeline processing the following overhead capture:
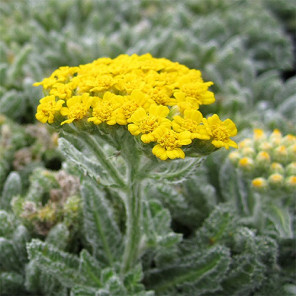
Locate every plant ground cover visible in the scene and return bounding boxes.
[0,1,295,295]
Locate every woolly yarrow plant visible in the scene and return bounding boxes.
[30,53,238,294]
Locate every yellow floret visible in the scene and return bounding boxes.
[172,109,210,140]
[35,96,64,124]
[127,104,171,143]
[202,114,237,149]
[152,127,192,160]
[60,94,93,125]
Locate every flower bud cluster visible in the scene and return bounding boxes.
[229,129,296,192]
[12,170,81,236]
[34,54,237,160]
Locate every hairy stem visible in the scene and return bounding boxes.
[121,152,142,275]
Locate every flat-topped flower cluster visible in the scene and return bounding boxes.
[229,129,296,191]
[35,54,237,160]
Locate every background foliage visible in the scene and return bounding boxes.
[0,0,295,295]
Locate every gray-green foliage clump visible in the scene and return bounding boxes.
[0,0,296,295]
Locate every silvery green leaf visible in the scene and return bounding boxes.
[0,272,24,295]
[6,45,32,84]
[59,133,125,188]
[278,94,296,122]
[1,171,22,210]
[81,177,123,265]
[145,245,230,295]
[71,285,98,296]
[79,249,102,288]
[0,210,14,238]
[0,160,10,193]
[12,224,31,264]
[0,64,7,85]
[26,239,84,287]
[265,205,293,238]
[148,157,204,184]
[194,203,237,247]
[25,168,58,203]
[46,223,70,250]
[220,228,270,296]
[0,237,23,272]
[142,199,182,250]
[219,160,251,215]
[276,76,296,102]
[25,259,67,296]
[0,90,26,120]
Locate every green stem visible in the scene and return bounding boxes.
[121,156,142,275]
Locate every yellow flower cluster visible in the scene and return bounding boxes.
[35,54,237,160]
[229,129,296,191]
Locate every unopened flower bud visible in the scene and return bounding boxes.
[286,162,296,176]
[259,141,273,152]
[256,151,270,167]
[252,177,267,190]
[253,129,266,142]
[282,134,296,146]
[242,147,255,157]
[238,157,254,171]
[229,151,241,165]
[287,144,296,161]
[268,173,284,187]
[238,138,252,149]
[270,129,282,146]
[285,176,296,190]
[273,145,288,163]
[270,162,285,174]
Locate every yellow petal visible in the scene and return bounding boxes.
[212,140,225,148]
[141,133,155,143]
[149,104,170,117]
[129,108,147,123]
[227,139,238,149]
[152,144,168,160]
[184,109,202,122]
[60,107,69,116]
[167,148,185,159]
[128,124,140,135]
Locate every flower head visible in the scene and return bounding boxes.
[34,54,237,160]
